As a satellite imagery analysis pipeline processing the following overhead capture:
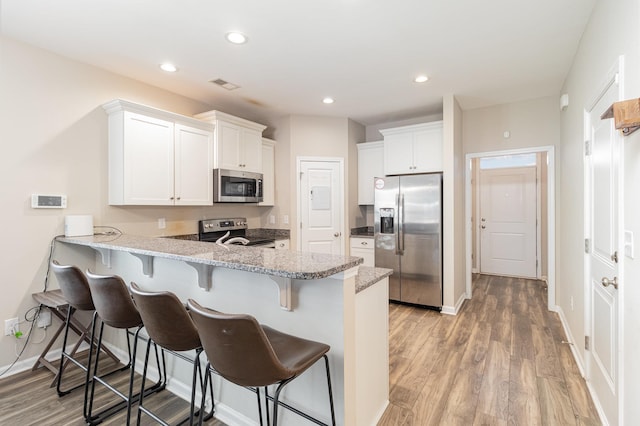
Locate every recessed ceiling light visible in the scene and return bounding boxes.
[160,63,178,73]
[226,32,248,44]
[414,75,429,83]
[322,97,335,104]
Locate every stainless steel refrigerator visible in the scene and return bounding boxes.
[374,173,442,309]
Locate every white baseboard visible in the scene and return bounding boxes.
[554,305,586,375]
[441,292,468,316]
[554,305,609,425]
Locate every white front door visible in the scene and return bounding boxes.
[299,159,344,254]
[585,68,621,425]
[479,166,537,277]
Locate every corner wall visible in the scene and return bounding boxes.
[559,0,640,423]
[0,36,269,369]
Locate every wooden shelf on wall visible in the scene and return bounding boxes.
[601,98,640,135]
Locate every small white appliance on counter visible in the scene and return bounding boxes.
[64,215,94,237]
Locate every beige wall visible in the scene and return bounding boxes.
[278,115,364,251]
[559,0,640,422]
[463,96,561,154]
[442,95,466,310]
[0,36,274,368]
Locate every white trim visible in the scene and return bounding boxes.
[536,152,542,278]
[296,156,346,255]
[464,146,556,311]
[441,291,467,315]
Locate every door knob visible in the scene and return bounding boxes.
[601,276,619,289]
[481,225,486,229]
[334,232,341,237]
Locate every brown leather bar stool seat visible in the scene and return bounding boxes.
[130,282,214,426]
[49,261,128,419]
[187,299,336,426]
[85,271,166,425]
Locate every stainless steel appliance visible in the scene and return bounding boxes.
[198,218,276,247]
[374,173,442,309]
[213,169,263,203]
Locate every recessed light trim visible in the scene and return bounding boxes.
[226,32,248,44]
[322,97,335,104]
[160,63,178,73]
[414,75,429,83]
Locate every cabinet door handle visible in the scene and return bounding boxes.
[361,241,368,246]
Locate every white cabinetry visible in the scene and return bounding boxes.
[275,239,290,250]
[357,141,384,205]
[259,138,276,206]
[381,121,443,175]
[103,99,214,206]
[195,110,266,173]
[350,237,374,267]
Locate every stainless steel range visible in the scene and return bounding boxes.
[198,218,276,247]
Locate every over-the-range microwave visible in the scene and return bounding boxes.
[213,168,263,203]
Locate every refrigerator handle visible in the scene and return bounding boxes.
[397,193,404,255]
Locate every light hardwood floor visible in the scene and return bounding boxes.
[378,274,602,426]
[0,274,600,425]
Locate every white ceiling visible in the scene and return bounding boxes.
[1,0,597,127]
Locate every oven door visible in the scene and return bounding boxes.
[214,169,263,203]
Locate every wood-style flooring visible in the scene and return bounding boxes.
[0,274,601,425]
[378,274,602,426]
[0,344,225,425]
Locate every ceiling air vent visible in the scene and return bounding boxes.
[210,78,240,91]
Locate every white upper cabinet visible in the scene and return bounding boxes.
[259,138,276,206]
[357,141,384,205]
[103,99,214,206]
[174,124,214,205]
[195,110,266,173]
[381,121,443,175]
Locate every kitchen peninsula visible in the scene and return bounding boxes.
[55,233,391,426]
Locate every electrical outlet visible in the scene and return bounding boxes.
[158,218,166,229]
[269,215,276,225]
[37,310,51,328]
[283,215,289,225]
[570,296,574,311]
[4,318,19,336]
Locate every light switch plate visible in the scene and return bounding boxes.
[625,230,634,259]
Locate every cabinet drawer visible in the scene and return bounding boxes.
[350,237,373,249]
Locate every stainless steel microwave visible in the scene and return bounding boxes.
[213,169,263,203]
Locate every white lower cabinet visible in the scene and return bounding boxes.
[103,99,214,206]
[275,239,290,250]
[350,237,374,267]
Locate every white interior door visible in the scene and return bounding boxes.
[299,159,343,254]
[585,71,621,425]
[479,166,537,277]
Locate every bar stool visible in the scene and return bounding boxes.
[49,261,127,418]
[187,299,336,426]
[85,271,166,425]
[129,282,214,426]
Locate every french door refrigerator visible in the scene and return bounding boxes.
[374,173,443,309]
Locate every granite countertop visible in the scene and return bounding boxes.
[355,266,393,293]
[57,233,361,280]
[350,226,374,238]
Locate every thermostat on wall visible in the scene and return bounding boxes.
[31,194,67,209]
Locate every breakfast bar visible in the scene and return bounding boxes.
[54,233,391,426]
